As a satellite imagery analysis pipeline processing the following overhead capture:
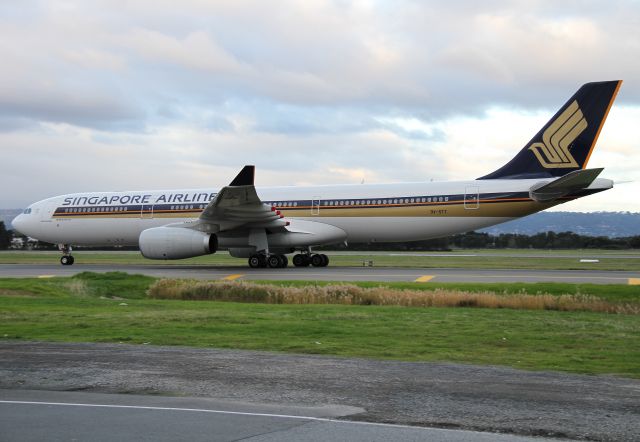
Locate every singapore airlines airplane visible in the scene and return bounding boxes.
[12,80,621,268]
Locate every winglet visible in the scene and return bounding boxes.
[229,165,255,186]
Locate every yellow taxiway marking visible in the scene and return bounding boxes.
[37,275,55,279]
[629,278,640,285]
[222,274,244,281]
[414,275,435,283]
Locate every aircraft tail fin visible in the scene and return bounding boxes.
[479,80,622,180]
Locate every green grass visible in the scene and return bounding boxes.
[1,250,639,271]
[1,273,639,378]
[0,272,153,299]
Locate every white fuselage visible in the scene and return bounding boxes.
[12,177,612,248]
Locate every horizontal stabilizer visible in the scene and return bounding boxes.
[529,168,604,202]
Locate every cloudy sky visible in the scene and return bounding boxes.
[1,0,639,211]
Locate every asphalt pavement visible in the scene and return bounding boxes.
[0,390,562,442]
[4,342,639,441]
[0,263,638,284]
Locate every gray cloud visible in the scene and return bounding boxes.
[0,0,638,210]
[2,1,639,129]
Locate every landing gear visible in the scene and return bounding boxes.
[310,253,329,267]
[292,254,310,267]
[267,255,289,268]
[58,244,74,266]
[248,254,288,269]
[248,254,267,268]
[293,253,328,267]
[247,251,327,269]
[60,255,75,266]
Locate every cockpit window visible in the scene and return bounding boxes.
[23,208,32,214]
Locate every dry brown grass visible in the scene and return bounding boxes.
[147,280,639,314]
[64,279,89,297]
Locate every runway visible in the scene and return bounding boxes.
[0,390,558,442]
[0,263,638,284]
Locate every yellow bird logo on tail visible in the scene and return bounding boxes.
[529,100,587,168]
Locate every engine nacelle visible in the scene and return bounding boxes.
[139,227,217,260]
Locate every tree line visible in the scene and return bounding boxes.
[2,221,639,251]
[337,231,640,251]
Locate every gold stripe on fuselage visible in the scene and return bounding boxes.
[53,199,561,220]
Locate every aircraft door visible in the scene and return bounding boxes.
[311,197,321,215]
[464,186,479,210]
[141,204,154,219]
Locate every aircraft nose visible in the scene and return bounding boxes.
[11,214,26,234]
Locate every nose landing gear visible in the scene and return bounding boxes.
[58,244,75,266]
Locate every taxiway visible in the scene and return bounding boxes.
[0,263,637,284]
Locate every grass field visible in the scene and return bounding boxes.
[1,272,639,378]
[1,249,639,271]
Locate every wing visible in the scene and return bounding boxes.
[198,165,288,232]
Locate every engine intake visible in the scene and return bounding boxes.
[139,227,217,260]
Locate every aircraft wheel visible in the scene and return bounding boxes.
[267,255,281,268]
[278,255,288,268]
[319,254,329,267]
[310,254,325,267]
[60,256,74,266]
[292,254,309,267]
[68,255,75,265]
[248,255,261,268]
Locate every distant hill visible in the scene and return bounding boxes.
[2,208,639,238]
[480,212,640,238]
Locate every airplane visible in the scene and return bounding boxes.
[12,80,622,268]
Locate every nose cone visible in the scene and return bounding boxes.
[11,214,25,234]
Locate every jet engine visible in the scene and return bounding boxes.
[139,227,217,259]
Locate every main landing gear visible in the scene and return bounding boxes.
[58,244,75,266]
[247,253,329,268]
[292,253,329,267]
[248,254,289,268]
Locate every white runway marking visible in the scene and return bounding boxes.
[0,400,426,431]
